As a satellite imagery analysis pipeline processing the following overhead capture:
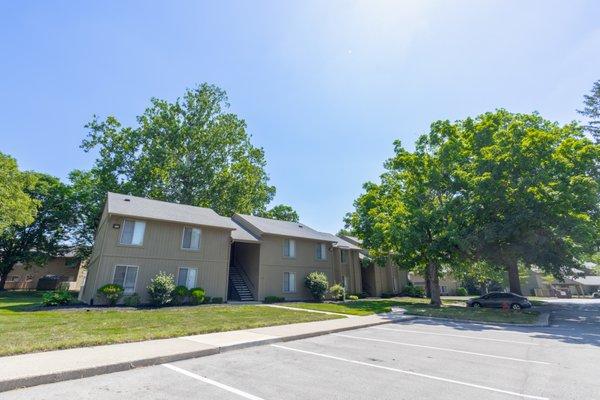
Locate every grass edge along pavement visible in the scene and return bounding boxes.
[0,291,341,357]
[283,298,541,325]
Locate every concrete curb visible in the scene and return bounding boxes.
[0,318,404,393]
[404,312,551,328]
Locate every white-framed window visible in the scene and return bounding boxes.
[283,239,296,258]
[8,276,20,282]
[177,267,198,289]
[340,249,348,263]
[283,272,296,293]
[119,219,146,246]
[181,227,201,250]
[113,265,139,294]
[315,243,327,260]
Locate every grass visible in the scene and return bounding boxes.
[0,291,341,357]
[284,297,540,325]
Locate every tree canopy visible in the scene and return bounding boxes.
[258,204,300,222]
[0,152,38,233]
[0,173,76,289]
[578,79,600,142]
[70,84,279,254]
[347,109,600,300]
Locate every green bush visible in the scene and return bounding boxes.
[456,287,468,296]
[264,295,285,303]
[413,286,426,297]
[203,296,212,304]
[189,287,205,305]
[123,293,140,307]
[347,295,359,301]
[304,271,329,301]
[42,290,72,306]
[172,285,190,305]
[329,284,346,301]
[147,271,176,306]
[97,284,124,306]
[211,297,223,304]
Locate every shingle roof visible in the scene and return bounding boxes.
[106,192,235,230]
[230,219,261,243]
[328,235,361,250]
[572,276,600,286]
[233,214,336,242]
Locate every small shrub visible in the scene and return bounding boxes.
[147,271,176,306]
[97,284,124,306]
[172,285,190,305]
[456,287,468,296]
[42,290,72,306]
[329,284,346,301]
[189,287,205,305]
[123,293,140,307]
[347,295,359,301]
[264,295,285,304]
[211,296,223,304]
[412,286,426,298]
[203,296,212,304]
[304,271,329,301]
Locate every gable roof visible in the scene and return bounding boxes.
[233,214,336,242]
[106,192,235,230]
[328,235,361,250]
[340,235,362,247]
[230,219,261,243]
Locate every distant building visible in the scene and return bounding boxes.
[4,252,86,291]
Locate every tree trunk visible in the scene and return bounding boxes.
[506,259,522,295]
[0,273,7,291]
[425,273,432,298]
[427,261,442,307]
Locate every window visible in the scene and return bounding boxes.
[283,272,296,293]
[177,267,198,289]
[181,227,201,250]
[113,265,138,294]
[315,243,327,260]
[120,219,146,246]
[283,239,296,258]
[8,276,20,282]
[440,285,447,294]
[340,250,348,263]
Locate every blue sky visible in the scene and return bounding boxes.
[1,0,599,233]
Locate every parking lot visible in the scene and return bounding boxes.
[4,304,599,400]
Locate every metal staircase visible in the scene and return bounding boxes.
[228,265,254,301]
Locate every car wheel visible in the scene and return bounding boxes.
[472,302,482,308]
[511,303,522,310]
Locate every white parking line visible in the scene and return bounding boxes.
[333,334,550,364]
[272,344,549,400]
[162,363,266,400]
[372,326,539,345]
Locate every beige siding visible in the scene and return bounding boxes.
[332,249,362,294]
[257,235,334,301]
[362,260,408,297]
[4,257,82,290]
[81,214,231,304]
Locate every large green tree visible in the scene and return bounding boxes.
[258,204,299,222]
[0,152,38,232]
[0,174,76,289]
[446,110,599,294]
[346,131,466,307]
[578,79,600,142]
[71,84,278,254]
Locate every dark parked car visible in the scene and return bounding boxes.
[467,292,532,310]
[592,291,600,299]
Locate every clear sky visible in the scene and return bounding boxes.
[1,0,599,234]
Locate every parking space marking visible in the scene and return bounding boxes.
[162,363,266,400]
[271,344,549,400]
[372,326,539,345]
[333,334,551,365]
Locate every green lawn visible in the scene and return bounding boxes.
[284,298,540,324]
[0,291,341,357]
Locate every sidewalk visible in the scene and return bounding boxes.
[0,312,408,392]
